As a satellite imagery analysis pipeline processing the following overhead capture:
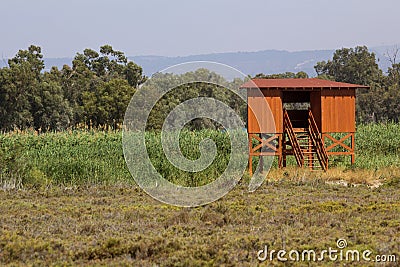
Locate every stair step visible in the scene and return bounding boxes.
[305,162,322,165]
[283,114,327,171]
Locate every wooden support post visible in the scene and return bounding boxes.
[278,134,283,168]
[259,133,265,173]
[248,133,253,176]
[351,132,355,165]
[309,135,313,170]
[282,133,287,168]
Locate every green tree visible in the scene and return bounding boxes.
[31,77,73,130]
[8,45,45,77]
[0,66,33,130]
[73,45,146,85]
[314,46,382,85]
[253,71,309,79]
[295,71,309,78]
[58,59,95,125]
[82,79,136,127]
[0,44,147,131]
[387,63,400,87]
[60,45,146,126]
[0,45,73,131]
[0,45,45,130]
[314,46,398,123]
[144,69,245,131]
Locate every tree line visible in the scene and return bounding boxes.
[0,45,399,132]
[0,45,146,131]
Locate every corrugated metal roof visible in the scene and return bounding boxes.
[240,78,368,89]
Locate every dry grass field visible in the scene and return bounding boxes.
[0,175,399,266]
[0,125,399,266]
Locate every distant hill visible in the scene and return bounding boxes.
[130,50,333,77]
[130,47,394,77]
[1,46,395,77]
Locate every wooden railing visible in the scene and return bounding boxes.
[283,109,304,167]
[307,109,328,171]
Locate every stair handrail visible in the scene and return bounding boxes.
[308,109,328,171]
[283,109,304,167]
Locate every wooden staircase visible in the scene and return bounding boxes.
[283,109,328,171]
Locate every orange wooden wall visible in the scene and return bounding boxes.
[247,89,282,133]
[247,88,356,134]
[320,89,356,133]
[310,91,322,130]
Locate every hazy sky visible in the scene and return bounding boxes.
[1,0,400,58]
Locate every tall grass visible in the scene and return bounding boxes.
[0,129,237,188]
[355,122,400,168]
[0,123,399,188]
[145,129,235,187]
[0,130,129,187]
